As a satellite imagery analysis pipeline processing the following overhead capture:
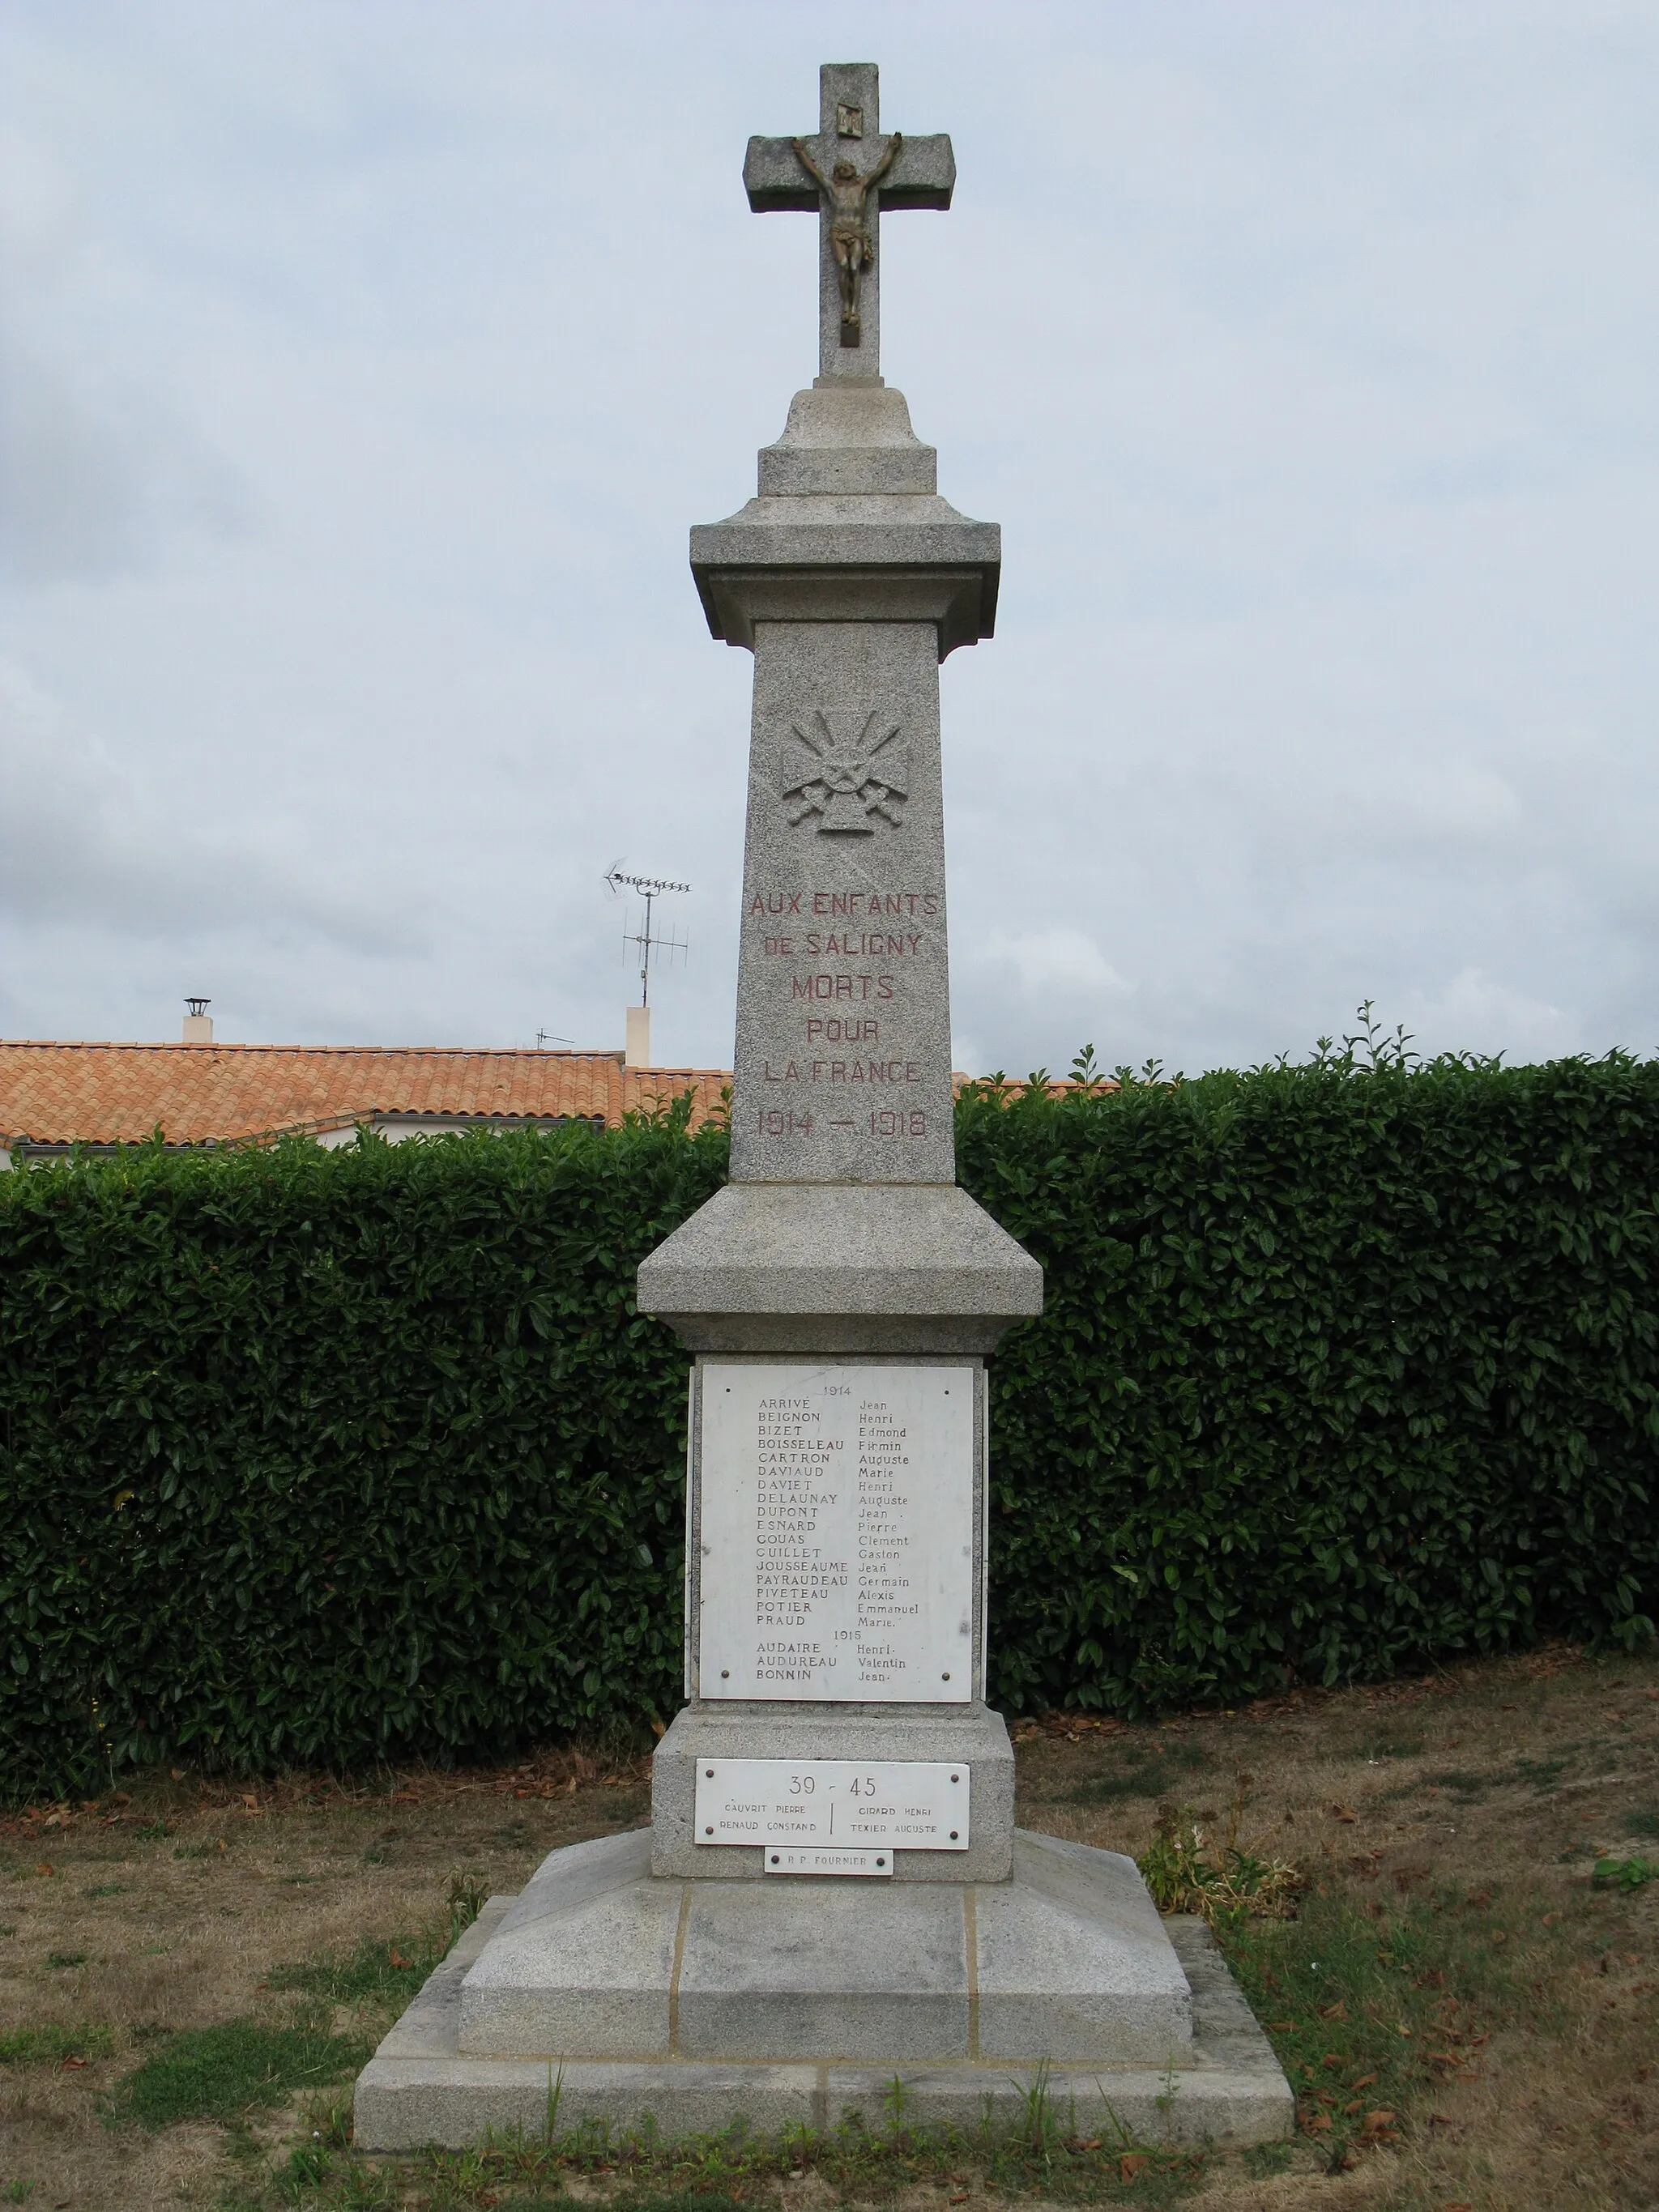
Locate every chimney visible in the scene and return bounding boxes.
[182,996,213,1045]
[625,1004,650,1068]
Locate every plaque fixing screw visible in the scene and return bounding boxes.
[706,1767,714,1777]
[770,1853,780,1865]
[721,1669,730,1678]
[951,1772,960,1782]
[876,1856,886,1867]
[949,1830,959,1840]
[705,1826,714,1835]
[941,1672,950,1681]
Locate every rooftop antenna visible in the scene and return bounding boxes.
[535,1029,573,1049]
[604,866,689,1067]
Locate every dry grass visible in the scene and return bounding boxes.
[1,1650,1655,2210]
[1016,1643,1659,2208]
[0,1745,648,2208]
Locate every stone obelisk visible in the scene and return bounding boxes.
[638,58,1040,1877]
[354,66,1291,2150]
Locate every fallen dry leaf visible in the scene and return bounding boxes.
[58,2056,87,2071]
[1119,2152,1149,2180]
[1362,2108,1397,2137]
[34,1862,53,1877]
[389,1948,410,1969]
[1331,1803,1358,1823]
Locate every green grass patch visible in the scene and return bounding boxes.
[378,2104,1209,2210]
[1621,1805,1659,1839]
[1213,1877,1520,2165]
[271,1877,486,2014]
[44,1951,87,1970]
[83,1884,125,1899]
[0,2023,113,2065]
[113,2019,367,2127]
[269,1933,440,2013]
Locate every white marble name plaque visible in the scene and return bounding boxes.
[764,1848,891,1877]
[695,1362,976,1702]
[694,1758,969,1851]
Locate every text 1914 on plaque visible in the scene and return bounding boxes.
[694,1758,969,1851]
[695,1362,976,1702]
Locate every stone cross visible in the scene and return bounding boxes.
[744,62,954,381]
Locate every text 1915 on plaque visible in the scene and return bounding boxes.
[695,1362,976,1701]
[693,1758,969,1852]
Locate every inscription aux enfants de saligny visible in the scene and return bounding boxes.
[693,1363,977,1703]
[731,634,955,1187]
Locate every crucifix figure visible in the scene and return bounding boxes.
[744,62,955,382]
[789,130,901,351]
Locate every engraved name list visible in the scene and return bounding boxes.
[695,1363,976,1703]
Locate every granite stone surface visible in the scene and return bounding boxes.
[651,1700,1014,1881]
[975,1835,1193,2058]
[456,1831,676,2059]
[677,1877,970,2060]
[757,387,938,497]
[438,1828,1198,2071]
[636,1182,1043,1331]
[353,1848,1293,2150]
[732,617,952,1183]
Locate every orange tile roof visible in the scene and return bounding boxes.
[0,1042,731,1148]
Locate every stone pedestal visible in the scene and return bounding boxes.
[355,1834,1293,2148]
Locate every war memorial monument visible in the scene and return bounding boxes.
[356,63,1291,2150]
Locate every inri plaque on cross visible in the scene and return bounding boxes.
[744,62,955,381]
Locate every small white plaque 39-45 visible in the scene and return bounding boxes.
[693,1758,969,1851]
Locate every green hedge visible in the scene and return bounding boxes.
[0,1106,726,1798]
[2,1057,1657,1796]
[961,1051,1659,1714]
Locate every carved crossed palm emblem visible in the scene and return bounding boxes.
[780,710,908,834]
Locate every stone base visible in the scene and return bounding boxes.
[636,1183,1043,1355]
[354,1829,1293,2150]
[651,1702,1014,1881]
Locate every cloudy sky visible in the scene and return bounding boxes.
[2,2,1657,1076]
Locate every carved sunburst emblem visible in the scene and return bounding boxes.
[779,710,908,834]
